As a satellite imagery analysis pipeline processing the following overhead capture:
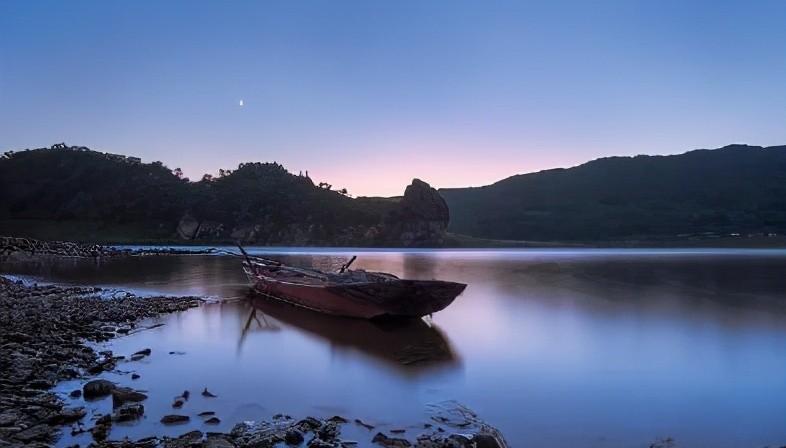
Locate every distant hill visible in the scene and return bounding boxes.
[0,144,449,246]
[440,144,786,242]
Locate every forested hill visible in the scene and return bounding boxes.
[0,145,449,246]
[440,144,786,242]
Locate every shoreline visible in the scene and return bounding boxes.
[4,234,786,254]
[0,276,507,448]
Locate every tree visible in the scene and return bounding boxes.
[173,167,184,179]
[201,173,214,182]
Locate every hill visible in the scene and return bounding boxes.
[0,144,449,246]
[440,144,786,243]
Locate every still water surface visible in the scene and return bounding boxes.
[5,248,786,447]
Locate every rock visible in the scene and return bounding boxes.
[131,373,141,380]
[111,387,148,407]
[0,411,19,427]
[83,379,115,399]
[133,348,152,357]
[198,411,215,417]
[296,417,322,431]
[13,424,54,442]
[382,179,450,247]
[114,403,145,422]
[205,434,235,448]
[371,432,411,447]
[473,433,505,448]
[201,388,217,398]
[90,422,110,442]
[166,430,203,448]
[205,417,221,425]
[49,407,86,424]
[69,389,82,398]
[328,415,348,423]
[308,439,337,448]
[284,429,304,445]
[161,415,190,425]
[181,390,190,400]
[172,399,184,408]
[354,419,375,430]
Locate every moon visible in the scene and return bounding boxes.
[239,99,244,107]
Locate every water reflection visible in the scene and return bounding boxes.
[241,296,458,372]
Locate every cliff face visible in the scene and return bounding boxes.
[381,179,450,247]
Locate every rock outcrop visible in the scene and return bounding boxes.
[382,179,450,247]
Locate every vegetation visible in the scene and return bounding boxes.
[0,145,392,243]
[440,144,786,242]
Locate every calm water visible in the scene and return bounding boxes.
[5,248,786,447]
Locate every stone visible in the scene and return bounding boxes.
[114,403,145,422]
[90,423,110,441]
[354,419,375,430]
[49,407,86,424]
[205,435,235,448]
[83,379,115,399]
[284,429,304,445]
[69,389,82,398]
[111,387,148,407]
[13,424,53,442]
[371,432,411,448]
[473,434,505,448]
[205,417,221,425]
[161,415,190,425]
[201,388,217,398]
[133,348,152,357]
[0,411,19,427]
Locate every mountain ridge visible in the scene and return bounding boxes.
[440,144,786,242]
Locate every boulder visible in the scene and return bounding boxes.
[83,379,114,399]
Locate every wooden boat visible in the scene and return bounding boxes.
[240,251,466,319]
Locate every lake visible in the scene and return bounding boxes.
[4,248,786,447]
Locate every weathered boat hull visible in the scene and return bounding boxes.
[248,275,466,319]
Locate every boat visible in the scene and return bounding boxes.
[238,248,466,319]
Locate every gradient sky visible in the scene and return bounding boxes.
[1,1,785,196]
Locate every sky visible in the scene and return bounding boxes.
[1,1,785,197]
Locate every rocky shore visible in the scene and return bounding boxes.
[0,276,507,448]
[0,237,216,259]
[0,276,202,447]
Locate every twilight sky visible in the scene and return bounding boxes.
[1,1,785,197]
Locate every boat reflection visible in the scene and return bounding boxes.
[241,295,460,373]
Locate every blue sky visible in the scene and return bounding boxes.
[1,0,785,196]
